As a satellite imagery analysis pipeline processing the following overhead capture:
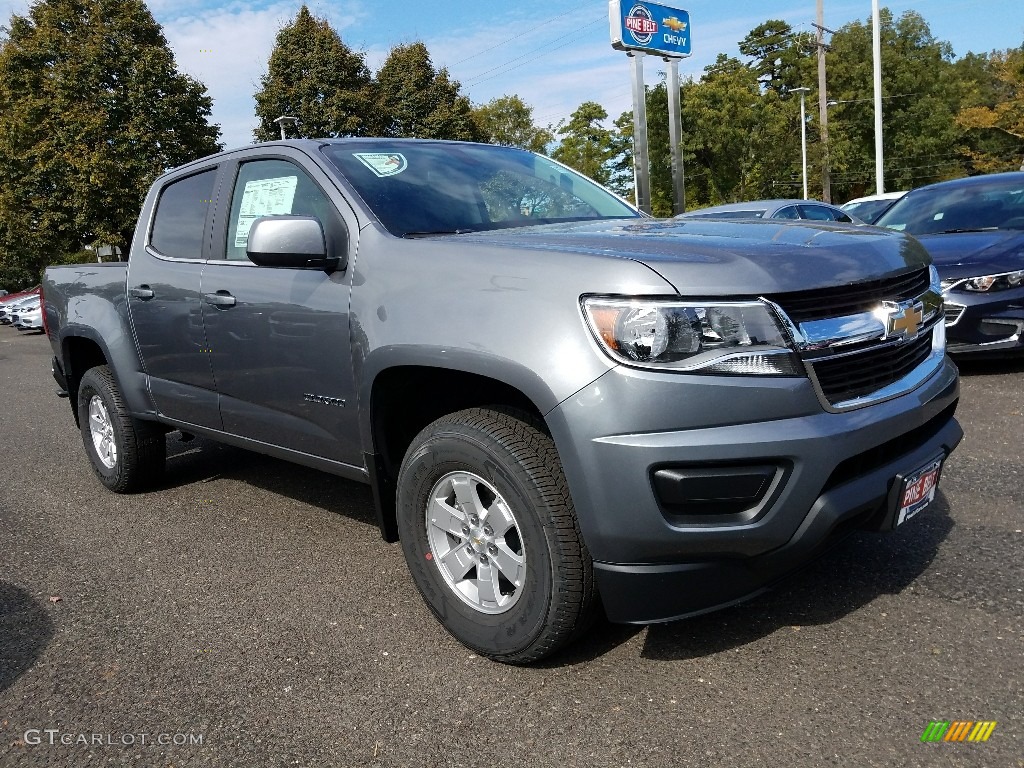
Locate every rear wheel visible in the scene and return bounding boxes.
[77,365,165,492]
[397,407,597,664]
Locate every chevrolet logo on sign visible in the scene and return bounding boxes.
[879,300,924,341]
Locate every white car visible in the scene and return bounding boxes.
[12,302,43,331]
[840,191,907,224]
[2,295,40,326]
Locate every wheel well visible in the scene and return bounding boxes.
[63,336,108,425]
[369,366,545,540]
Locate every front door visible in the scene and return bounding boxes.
[199,155,360,465]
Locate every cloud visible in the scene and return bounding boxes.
[160,1,362,147]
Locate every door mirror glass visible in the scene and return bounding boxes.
[246,216,333,269]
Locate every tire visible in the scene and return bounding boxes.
[77,365,165,493]
[397,407,597,664]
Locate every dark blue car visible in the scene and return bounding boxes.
[875,172,1024,356]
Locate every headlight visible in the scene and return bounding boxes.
[943,269,1024,293]
[582,297,802,375]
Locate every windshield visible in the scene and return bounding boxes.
[841,198,897,224]
[321,141,639,237]
[875,177,1024,234]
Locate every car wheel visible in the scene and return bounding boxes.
[397,407,597,664]
[77,365,165,492]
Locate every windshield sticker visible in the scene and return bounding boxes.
[234,175,298,248]
[353,153,408,178]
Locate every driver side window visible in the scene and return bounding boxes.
[225,159,335,261]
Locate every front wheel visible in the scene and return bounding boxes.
[77,365,165,493]
[397,408,597,664]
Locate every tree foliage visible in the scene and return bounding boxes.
[0,0,221,290]
[550,102,620,186]
[825,9,965,198]
[954,47,1024,173]
[472,95,552,152]
[597,9,1023,213]
[253,5,374,141]
[739,20,814,95]
[374,42,480,140]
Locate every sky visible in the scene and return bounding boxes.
[1,0,1022,148]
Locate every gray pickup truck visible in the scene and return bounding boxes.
[43,139,962,663]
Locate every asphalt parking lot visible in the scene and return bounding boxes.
[1,328,1021,767]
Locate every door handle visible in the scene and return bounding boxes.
[204,291,236,308]
[129,286,154,300]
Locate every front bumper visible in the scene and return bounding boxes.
[546,355,961,623]
[13,313,42,330]
[944,286,1024,355]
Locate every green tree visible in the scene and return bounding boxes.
[826,10,965,198]
[473,95,552,152]
[954,47,1024,173]
[0,0,221,290]
[374,42,479,140]
[618,67,804,212]
[551,101,619,185]
[681,55,766,204]
[739,20,815,95]
[253,5,374,141]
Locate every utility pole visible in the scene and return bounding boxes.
[813,0,833,202]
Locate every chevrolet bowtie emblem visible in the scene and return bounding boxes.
[880,301,924,340]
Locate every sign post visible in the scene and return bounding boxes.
[609,1,691,215]
[629,52,651,213]
[665,57,685,214]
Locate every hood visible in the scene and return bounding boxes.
[913,230,1024,279]
[455,218,930,295]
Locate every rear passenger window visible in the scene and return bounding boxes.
[800,205,838,221]
[150,170,217,259]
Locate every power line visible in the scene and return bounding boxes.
[462,16,606,87]
[449,1,595,67]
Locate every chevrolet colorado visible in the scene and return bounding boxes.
[43,139,962,663]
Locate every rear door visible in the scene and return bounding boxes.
[199,149,361,465]
[126,165,224,429]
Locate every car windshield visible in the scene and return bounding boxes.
[842,198,897,224]
[875,177,1024,234]
[321,141,639,237]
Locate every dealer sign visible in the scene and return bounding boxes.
[609,0,691,57]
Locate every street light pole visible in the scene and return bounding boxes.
[273,115,298,140]
[872,0,885,194]
[792,87,811,200]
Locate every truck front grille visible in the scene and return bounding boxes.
[809,332,934,405]
[769,267,931,324]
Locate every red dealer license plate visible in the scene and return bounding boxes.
[895,457,943,527]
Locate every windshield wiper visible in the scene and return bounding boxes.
[938,227,998,234]
[402,229,476,238]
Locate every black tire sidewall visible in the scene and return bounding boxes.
[77,369,127,490]
[398,428,556,658]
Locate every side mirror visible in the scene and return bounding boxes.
[246,216,341,271]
